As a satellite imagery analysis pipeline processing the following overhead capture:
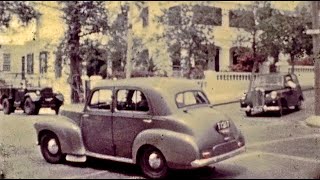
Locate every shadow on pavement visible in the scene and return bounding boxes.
[64,158,246,179]
[245,109,300,118]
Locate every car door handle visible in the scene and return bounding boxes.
[83,114,90,118]
[143,119,152,124]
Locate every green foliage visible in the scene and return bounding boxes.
[106,4,128,73]
[58,1,109,103]
[231,49,266,72]
[0,1,39,29]
[289,56,314,66]
[233,1,313,72]
[159,4,218,78]
[258,6,313,62]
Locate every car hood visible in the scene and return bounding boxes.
[252,85,284,92]
[171,106,242,150]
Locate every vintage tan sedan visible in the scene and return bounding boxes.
[34,77,245,179]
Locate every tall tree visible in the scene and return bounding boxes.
[230,1,274,72]
[259,6,313,73]
[159,4,217,78]
[0,1,39,30]
[59,1,108,103]
[233,1,313,73]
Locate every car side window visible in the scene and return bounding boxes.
[116,89,149,112]
[176,91,209,108]
[89,89,112,110]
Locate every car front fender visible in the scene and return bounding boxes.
[34,116,86,155]
[25,92,41,102]
[132,129,199,169]
[55,93,64,102]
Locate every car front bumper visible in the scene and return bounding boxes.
[241,105,280,113]
[190,146,246,168]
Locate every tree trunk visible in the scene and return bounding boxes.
[290,53,295,74]
[252,30,257,61]
[248,30,258,92]
[68,5,83,103]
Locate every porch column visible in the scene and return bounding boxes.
[219,46,231,71]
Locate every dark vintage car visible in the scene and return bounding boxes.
[240,73,304,117]
[0,84,64,115]
[34,77,245,179]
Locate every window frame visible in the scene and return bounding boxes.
[3,53,11,72]
[87,88,114,111]
[175,90,210,108]
[115,88,150,114]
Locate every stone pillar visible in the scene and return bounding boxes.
[222,8,230,28]
[219,46,231,71]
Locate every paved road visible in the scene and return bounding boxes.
[1,90,320,179]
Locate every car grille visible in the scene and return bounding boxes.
[41,88,53,98]
[252,89,265,107]
[212,140,239,156]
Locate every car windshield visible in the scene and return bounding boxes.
[252,75,284,89]
[175,91,210,108]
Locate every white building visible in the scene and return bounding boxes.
[0,1,301,103]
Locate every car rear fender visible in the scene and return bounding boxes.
[25,92,41,102]
[34,116,86,155]
[132,129,199,169]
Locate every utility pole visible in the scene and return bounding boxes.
[311,1,320,115]
[126,2,133,79]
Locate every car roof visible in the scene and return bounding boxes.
[90,77,204,116]
[91,77,202,93]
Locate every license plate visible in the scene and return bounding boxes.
[217,120,230,130]
[253,106,263,112]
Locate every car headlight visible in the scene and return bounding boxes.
[36,90,41,96]
[240,92,247,100]
[270,91,277,99]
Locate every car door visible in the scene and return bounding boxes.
[291,74,303,101]
[285,75,299,106]
[112,88,153,158]
[81,87,114,155]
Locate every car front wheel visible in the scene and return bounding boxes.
[2,98,12,115]
[24,97,36,115]
[40,133,64,164]
[245,110,252,117]
[139,146,168,179]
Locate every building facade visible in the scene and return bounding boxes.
[0,1,300,104]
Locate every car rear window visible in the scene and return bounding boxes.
[175,91,209,108]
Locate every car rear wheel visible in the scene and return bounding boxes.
[24,97,36,115]
[40,133,64,164]
[139,146,168,179]
[295,99,302,111]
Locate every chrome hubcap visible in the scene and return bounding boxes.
[47,139,59,154]
[148,152,162,169]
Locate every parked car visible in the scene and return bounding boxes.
[240,73,304,117]
[0,83,64,115]
[34,77,245,179]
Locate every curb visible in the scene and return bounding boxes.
[212,86,314,107]
[305,115,320,128]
